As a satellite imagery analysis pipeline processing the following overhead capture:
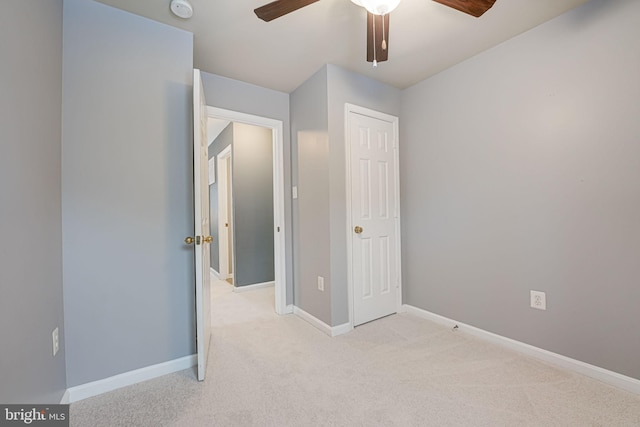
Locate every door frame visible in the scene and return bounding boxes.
[217,144,233,281]
[345,103,402,329]
[207,106,289,315]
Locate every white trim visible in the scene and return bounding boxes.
[210,267,220,280]
[217,144,232,158]
[65,355,197,403]
[59,389,70,405]
[233,281,275,292]
[207,106,288,316]
[345,104,402,329]
[293,306,353,337]
[401,305,640,395]
[217,145,233,281]
[208,156,216,185]
[331,322,354,337]
[284,304,294,314]
[293,306,331,336]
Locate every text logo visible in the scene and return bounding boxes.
[1,405,69,426]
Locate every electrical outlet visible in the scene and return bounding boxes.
[52,327,59,356]
[317,276,324,292]
[530,290,546,310]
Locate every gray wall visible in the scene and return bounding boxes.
[201,72,293,302]
[208,123,275,286]
[291,66,332,324]
[401,0,640,380]
[0,0,66,404]
[209,123,233,272]
[62,0,194,386]
[290,65,402,326]
[233,123,275,287]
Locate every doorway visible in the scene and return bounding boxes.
[345,104,402,327]
[207,107,288,315]
[217,145,233,284]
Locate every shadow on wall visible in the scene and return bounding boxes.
[566,0,627,28]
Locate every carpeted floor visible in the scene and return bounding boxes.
[70,279,640,426]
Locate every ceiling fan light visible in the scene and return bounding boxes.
[358,0,401,15]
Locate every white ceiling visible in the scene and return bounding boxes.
[96,0,589,92]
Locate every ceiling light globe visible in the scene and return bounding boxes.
[358,0,401,15]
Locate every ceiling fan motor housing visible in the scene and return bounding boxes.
[358,0,402,15]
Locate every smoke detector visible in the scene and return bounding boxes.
[170,0,193,19]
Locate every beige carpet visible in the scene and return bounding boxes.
[70,280,640,426]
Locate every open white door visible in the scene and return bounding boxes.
[192,69,211,381]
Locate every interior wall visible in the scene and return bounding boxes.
[0,0,66,404]
[208,122,275,286]
[62,0,194,386]
[232,123,275,287]
[401,0,640,380]
[209,123,233,273]
[200,72,293,302]
[291,66,331,324]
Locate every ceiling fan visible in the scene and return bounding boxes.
[254,0,497,66]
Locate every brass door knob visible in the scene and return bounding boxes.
[203,236,213,243]
[184,236,195,245]
[354,226,363,234]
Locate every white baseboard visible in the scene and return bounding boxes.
[293,306,352,337]
[331,321,353,337]
[210,268,220,280]
[401,304,640,395]
[65,354,197,403]
[284,304,294,314]
[59,389,70,404]
[233,281,275,293]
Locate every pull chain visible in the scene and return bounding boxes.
[372,13,377,67]
[381,14,387,51]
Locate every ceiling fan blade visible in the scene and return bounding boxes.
[432,0,496,17]
[366,12,390,63]
[254,0,320,22]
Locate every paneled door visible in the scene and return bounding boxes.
[348,108,400,326]
[192,69,212,380]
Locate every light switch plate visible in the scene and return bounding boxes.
[52,327,59,356]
